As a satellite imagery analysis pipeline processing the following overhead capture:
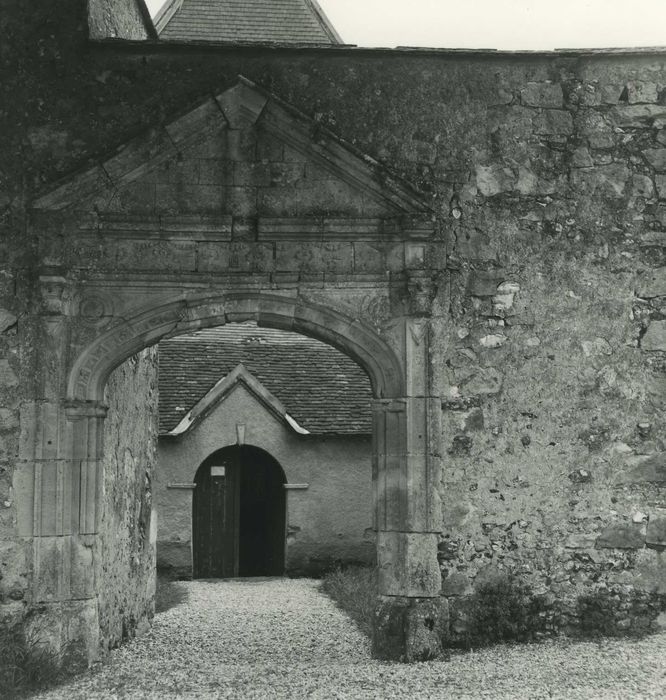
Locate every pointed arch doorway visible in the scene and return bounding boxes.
[193,445,286,578]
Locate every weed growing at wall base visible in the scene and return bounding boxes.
[0,620,83,698]
[321,565,377,638]
[451,575,551,649]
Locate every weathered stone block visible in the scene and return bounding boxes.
[646,515,666,548]
[571,163,631,198]
[115,240,197,272]
[644,149,666,172]
[441,571,472,596]
[460,367,504,397]
[577,111,615,149]
[627,81,659,104]
[352,242,385,274]
[374,596,446,661]
[275,242,353,274]
[0,408,18,430]
[611,104,666,127]
[637,268,666,298]
[632,174,656,199]
[620,452,666,484]
[155,183,226,214]
[521,82,563,108]
[377,531,441,597]
[463,407,484,431]
[656,174,666,199]
[565,533,598,549]
[468,270,505,296]
[475,164,516,197]
[198,159,234,186]
[532,110,574,135]
[197,242,273,273]
[642,321,666,351]
[0,309,17,333]
[0,359,18,388]
[596,522,646,549]
[582,337,613,357]
[572,146,594,168]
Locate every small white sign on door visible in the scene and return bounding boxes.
[210,466,226,477]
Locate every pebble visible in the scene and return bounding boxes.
[35,578,666,699]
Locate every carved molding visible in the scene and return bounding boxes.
[67,292,405,403]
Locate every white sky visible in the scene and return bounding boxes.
[145,0,666,50]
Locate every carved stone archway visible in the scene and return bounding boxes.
[22,77,445,661]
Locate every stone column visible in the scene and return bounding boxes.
[373,250,445,660]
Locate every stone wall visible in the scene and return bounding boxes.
[97,348,158,651]
[0,1,665,643]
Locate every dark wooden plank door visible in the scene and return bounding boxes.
[193,449,240,578]
[238,446,286,576]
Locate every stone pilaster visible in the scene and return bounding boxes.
[372,311,444,660]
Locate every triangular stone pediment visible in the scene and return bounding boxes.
[166,363,309,437]
[33,78,434,239]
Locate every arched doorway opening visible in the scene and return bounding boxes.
[193,445,286,578]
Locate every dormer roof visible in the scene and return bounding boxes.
[165,363,310,436]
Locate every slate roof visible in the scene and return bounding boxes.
[157,0,343,45]
[158,322,372,435]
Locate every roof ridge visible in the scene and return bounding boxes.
[303,0,343,44]
[158,0,342,45]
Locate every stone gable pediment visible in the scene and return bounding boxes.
[165,363,309,437]
[34,78,434,240]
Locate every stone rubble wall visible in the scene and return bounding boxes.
[97,348,158,651]
[0,1,664,640]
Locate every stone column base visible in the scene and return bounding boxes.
[26,598,100,665]
[373,595,448,662]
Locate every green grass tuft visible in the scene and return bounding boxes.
[0,620,84,699]
[321,565,377,638]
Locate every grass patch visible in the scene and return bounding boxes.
[321,565,377,638]
[0,620,84,699]
[155,574,189,614]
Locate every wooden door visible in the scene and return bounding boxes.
[238,446,286,576]
[192,448,240,578]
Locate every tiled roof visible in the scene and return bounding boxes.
[158,322,372,435]
[158,0,342,45]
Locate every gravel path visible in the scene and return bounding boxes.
[36,578,666,699]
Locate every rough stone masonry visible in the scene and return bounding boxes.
[0,0,665,662]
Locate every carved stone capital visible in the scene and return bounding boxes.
[40,276,73,316]
[406,270,438,317]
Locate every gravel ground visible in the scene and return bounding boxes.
[35,578,666,699]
